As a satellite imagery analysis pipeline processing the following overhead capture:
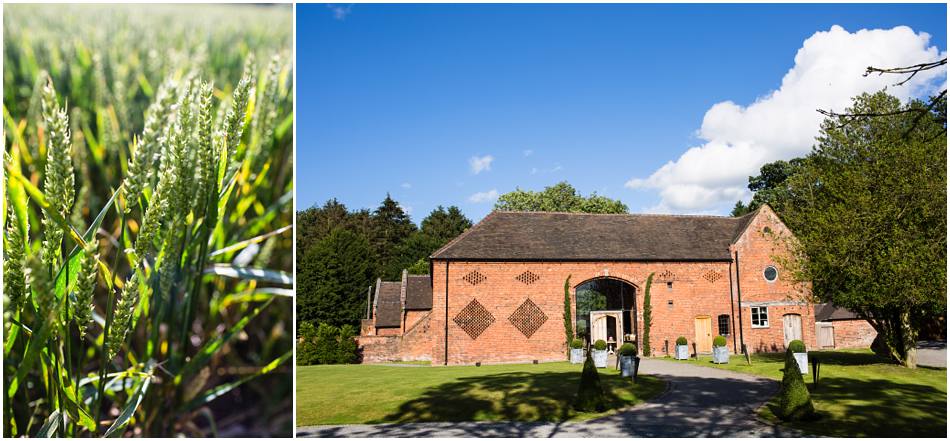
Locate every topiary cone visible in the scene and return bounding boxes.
[777,345,815,421]
[573,350,607,412]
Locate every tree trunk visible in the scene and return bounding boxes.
[899,311,918,369]
[867,311,918,368]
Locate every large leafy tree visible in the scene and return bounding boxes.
[781,91,946,368]
[495,181,628,213]
[731,159,806,217]
[297,228,376,328]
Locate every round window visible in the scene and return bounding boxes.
[763,266,778,282]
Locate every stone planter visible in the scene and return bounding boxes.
[674,344,689,360]
[592,349,608,368]
[570,348,585,364]
[712,346,729,364]
[619,355,639,378]
[793,352,809,374]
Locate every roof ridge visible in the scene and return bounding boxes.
[492,210,742,220]
[430,210,499,258]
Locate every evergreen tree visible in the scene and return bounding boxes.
[420,205,472,243]
[297,228,375,327]
[642,273,654,356]
[777,340,815,421]
[564,275,573,357]
[574,351,607,412]
[371,194,417,280]
[296,199,372,264]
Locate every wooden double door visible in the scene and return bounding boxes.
[590,311,623,349]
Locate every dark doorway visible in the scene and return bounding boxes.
[575,278,637,344]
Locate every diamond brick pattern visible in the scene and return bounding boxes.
[454,299,495,339]
[462,270,487,286]
[703,270,722,283]
[508,298,548,338]
[515,271,540,285]
[656,269,676,281]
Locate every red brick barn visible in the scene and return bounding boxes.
[360,205,816,365]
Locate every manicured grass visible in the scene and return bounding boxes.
[296,362,666,426]
[673,350,947,437]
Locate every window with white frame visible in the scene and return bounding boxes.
[751,306,769,328]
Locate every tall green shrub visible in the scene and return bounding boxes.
[297,322,359,365]
[777,341,815,421]
[564,275,573,357]
[573,352,607,412]
[642,272,654,356]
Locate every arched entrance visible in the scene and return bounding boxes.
[575,278,637,349]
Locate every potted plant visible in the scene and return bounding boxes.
[592,339,609,368]
[569,338,586,364]
[788,339,808,374]
[674,336,689,360]
[617,343,639,379]
[712,336,729,364]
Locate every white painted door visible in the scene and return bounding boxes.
[783,314,803,346]
[589,311,622,346]
[591,314,608,344]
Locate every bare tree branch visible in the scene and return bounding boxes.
[816,58,947,132]
[864,58,947,86]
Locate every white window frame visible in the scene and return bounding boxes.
[751,306,769,328]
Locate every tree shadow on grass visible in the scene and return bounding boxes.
[767,376,947,437]
[808,350,894,366]
[373,370,631,425]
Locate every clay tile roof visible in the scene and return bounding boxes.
[405,275,432,310]
[814,303,862,321]
[375,282,402,328]
[431,210,758,262]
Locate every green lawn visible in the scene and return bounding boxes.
[296,362,666,426]
[674,350,947,437]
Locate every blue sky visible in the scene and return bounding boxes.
[297,3,946,224]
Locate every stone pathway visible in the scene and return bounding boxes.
[917,341,947,368]
[297,358,801,437]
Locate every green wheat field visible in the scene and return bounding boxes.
[3,4,294,437]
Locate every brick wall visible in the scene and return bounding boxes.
[404,310,428,331]
[831,319,877,349]
[359,311,434,362]
[378,206,817,365]
[730,206,817,351]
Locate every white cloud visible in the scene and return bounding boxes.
[401,182,412,189]
[523,149,534,157]
[326,4,353,20]
[468,189,499,203]
[626,25,946,213]
[469,155,494,174]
